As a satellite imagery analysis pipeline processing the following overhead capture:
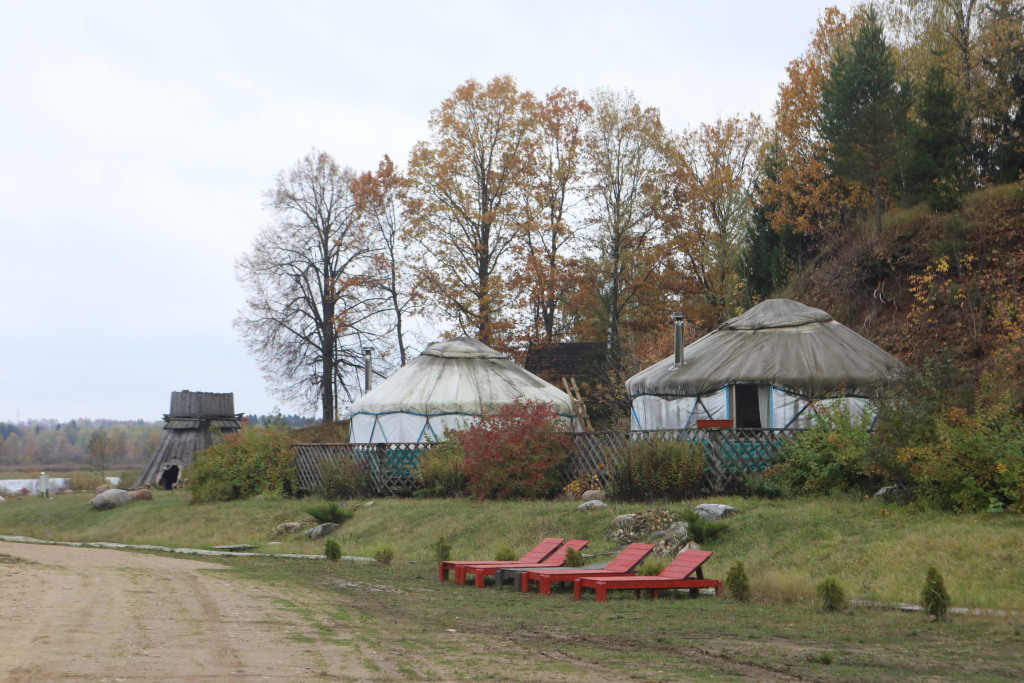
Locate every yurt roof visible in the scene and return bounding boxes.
[626,299,902,399]
[348,336,574,417]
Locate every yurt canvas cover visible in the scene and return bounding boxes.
[627,300,902,430]
[135,391,243,489]
[348,337,575,443]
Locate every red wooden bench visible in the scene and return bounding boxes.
[458,540,590,587]
[573,549,723,601]
[518,543,655,595]
[438,537,563,582]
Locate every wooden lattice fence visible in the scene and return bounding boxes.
[293,428,798,496]
[564,428,797,493]
[293,443,437,497]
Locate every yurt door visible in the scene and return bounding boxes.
[732,384,771,428]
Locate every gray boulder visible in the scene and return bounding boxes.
[89,488,133,510]
[610,513,638,532]
[577,500,608,511]
[874,485,901,501]
[694,503,737,521]
[305,523,340,540]
[581,489,606,502]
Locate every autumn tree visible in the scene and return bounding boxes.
[758,7,863,242]
[352,155,418,366]
[668,114,764,321]
[86,428,122,480]
[512,87,592,346]
[887,0,1023,183]
[576,88,673,358]
[236,150,379,422]
[404,75,538,347]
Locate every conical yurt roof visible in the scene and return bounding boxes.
[348,336,574,418]
[626,299,902,399]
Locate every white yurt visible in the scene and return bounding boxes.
[347,337,576,443]
[627,299,903,430]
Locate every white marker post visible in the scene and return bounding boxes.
[39,471,50,498]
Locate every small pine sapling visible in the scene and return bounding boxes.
[921,567,951,620]
[433,536,452,563]
[373,546,394,564]
[816,577,846,612]
[564,547,585,567]
[724,561,751,601]
[324,539,341,562]
[493,547,516,561]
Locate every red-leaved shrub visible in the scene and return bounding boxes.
[458,400,572,500]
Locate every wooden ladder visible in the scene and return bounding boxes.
[562,376,594,432]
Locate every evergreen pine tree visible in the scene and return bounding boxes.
[905,66,967,210]
[820,6,910,232]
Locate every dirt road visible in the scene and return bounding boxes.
[0,541,373,681]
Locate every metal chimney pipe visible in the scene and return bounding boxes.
[672,314,685,366]
[362,347,373,391]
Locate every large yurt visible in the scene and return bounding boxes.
[627,299,902,430]
[347,337,576,443]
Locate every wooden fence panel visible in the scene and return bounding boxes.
[293,428,797,496]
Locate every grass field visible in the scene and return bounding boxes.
[1,490,1022,679]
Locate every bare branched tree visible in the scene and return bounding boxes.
[236,150,381,421]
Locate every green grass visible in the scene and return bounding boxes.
[1,490,1022,611]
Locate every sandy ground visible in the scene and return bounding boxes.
[0,541,373,681]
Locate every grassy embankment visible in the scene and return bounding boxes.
[1,489,1021,610]
[1,491,1022,680]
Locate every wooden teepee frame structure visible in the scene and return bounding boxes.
[135,391,243,489]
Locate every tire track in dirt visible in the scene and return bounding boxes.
[181,572,245,672]
[0,541,375,681]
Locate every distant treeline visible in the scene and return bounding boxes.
[0,414,318,469]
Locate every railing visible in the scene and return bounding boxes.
[293,427,798,496]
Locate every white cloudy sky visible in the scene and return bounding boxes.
[0,0,854,423]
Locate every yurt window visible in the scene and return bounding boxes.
[733,384,770,428]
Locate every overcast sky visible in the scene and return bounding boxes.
[0,0,855,423]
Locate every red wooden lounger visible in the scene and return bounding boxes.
[438,537,564,582]
[459,540,590,587]
[573,548,723,602]
[519,543,656,595]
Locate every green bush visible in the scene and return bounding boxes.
[921,567,951,620]
[636,558,669,576]
[458,400,572,500]
[373,545,394,564]
[317,458,370,500]
[324,539,341,562]
[724,561,751,601]
[743,473,786,499]
[494,546,516,561]
[607,439,705,502]
[900,405,1023,513]
[186,426,299,503]
[678,510,727,545]
[433,536,452,563]
[817,577,846,612]
[305,501,353,525]
[773,404,875,495]
[416,438,467,497]
[564,547,585,567]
